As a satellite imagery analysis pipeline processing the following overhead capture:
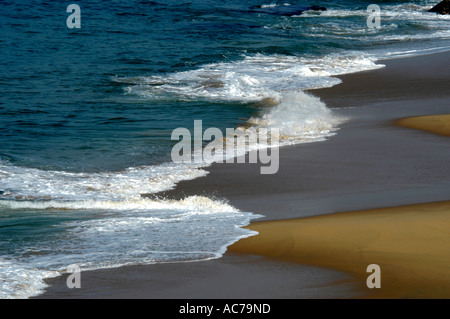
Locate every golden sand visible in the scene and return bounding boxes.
[396,114,450,137]
[229,201,450,298]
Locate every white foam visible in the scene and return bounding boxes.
[0,258,61,299]
[0,195,261,299]
[0,161,207,202]
[297,3,450,44]
[300,3,449,20]
[120,52,383,103]
[1,157,266,299]
[381,3,450,21]
[247,91,343,145]
[116,53,381,169]
[260,3,278,9]
[0,195,237,212]
[384,45,450,59]
[301,8,367,18]
[260,3,292,9]
[118,52,380,152]
[364,30,450,42]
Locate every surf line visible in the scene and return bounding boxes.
[171,120,280,174]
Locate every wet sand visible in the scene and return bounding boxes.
[36,51,450,299]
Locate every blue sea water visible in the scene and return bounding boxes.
[0,0,449,298]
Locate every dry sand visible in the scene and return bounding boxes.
[229,201,450,298]
[396,114,450,137]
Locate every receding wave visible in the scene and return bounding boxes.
[118,52,383,149]
[0,158,261,299]
[0,194,260,299]
[118,53,383,102]
[0,160,207,202]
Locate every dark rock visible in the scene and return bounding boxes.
[428,0,450,14]
[309,6,327,12]
[250,4,326,16]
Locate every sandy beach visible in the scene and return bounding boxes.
[230,201,450,298]
[396,114,450,137]
[36,50,450,299]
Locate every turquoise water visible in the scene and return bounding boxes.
[0,0,449,298]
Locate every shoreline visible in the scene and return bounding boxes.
[148,51,450,222]
[35,50,450,299]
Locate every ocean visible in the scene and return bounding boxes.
[0,0,449,298]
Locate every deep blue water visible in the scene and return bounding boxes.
[1,0,449,172]
[0,0,449,298]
